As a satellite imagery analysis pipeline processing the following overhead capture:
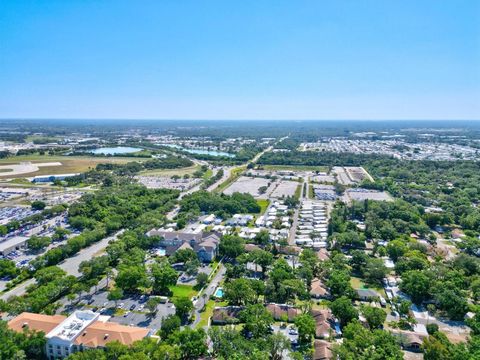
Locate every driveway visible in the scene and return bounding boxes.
[191,264,226,328]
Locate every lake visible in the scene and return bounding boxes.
[91,147,142,155]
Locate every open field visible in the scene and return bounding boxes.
[256,199,270,214]
[139,164,200,177]
[170,284,197,300]
[0,155,144,178]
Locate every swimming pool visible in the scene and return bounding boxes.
[214,287,224,298]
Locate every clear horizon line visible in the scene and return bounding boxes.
[1,118,480,122]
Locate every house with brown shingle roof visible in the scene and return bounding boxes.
[311,309,334,339]
[310,278,330,299]
[266,303,300,322]
[313,339,333,360]
[211,306,243,325]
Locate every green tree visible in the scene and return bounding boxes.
[333,320,403,360]
[364,258,388,285]
[107,288,123,307]
[27,235,51,251]
[399,270,431,304]
[169,328,208,360]
[115,265,149,293]
[294,313,316,345]
[151,262,178,295]
[331,296,359,327]
[31,200,46,210]
[239,304,274,339]
[160,314,181,339]
[146,297,161,315]
[0,259,19,278]
[195,272,209,289]
[35,266,66,286]
[361,305,386,329]
[224,278,256,306]
[173,297,193,323]
[219,235,245,259]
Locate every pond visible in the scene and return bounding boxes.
[91,147,143,155]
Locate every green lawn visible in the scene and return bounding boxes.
[350,276,386,297]
[169,284,197,300]
[197,300,227,328]
[139,164,200,177]
[294,184,302,200]
[308,184,314,199]
[256,199,270,214]
[203,168,213,180]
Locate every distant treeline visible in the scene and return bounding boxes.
[258,150,392,167]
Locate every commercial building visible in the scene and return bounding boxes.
[30,173,79,183]
[0,236,28,256]
[8,311,150,359]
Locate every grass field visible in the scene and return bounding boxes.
[350,276,386,297]
[169,284,197,300]
[262,164,329,172]
[139,164,200,177]
[256,199,270,214]
[308,184,314,199]
[294,184,302,200]
[0,155,144,179]
[203,168,213,180]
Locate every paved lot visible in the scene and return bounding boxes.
[344,189,392,202]
[177,264,212,286]
[61,289,175,332]
[223,176,271,197]
[270,180,298,198]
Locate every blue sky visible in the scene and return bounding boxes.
[1,0,479,120]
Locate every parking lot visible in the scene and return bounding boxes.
[344,188,392,202]
[270,180,298,198]
[223,176,273,198]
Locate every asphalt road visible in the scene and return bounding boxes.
[59,229,124,276]
[191,264,226,329]
[1,230,124,300]
[0,278,35,301]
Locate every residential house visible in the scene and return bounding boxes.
[311,309,335,339]
[356,289,379,301]
[211,306,243,325]
[310,278,330,299]
[266,303,299,322]
[313,340,333,360]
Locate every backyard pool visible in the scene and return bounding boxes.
[214,287,224,298]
